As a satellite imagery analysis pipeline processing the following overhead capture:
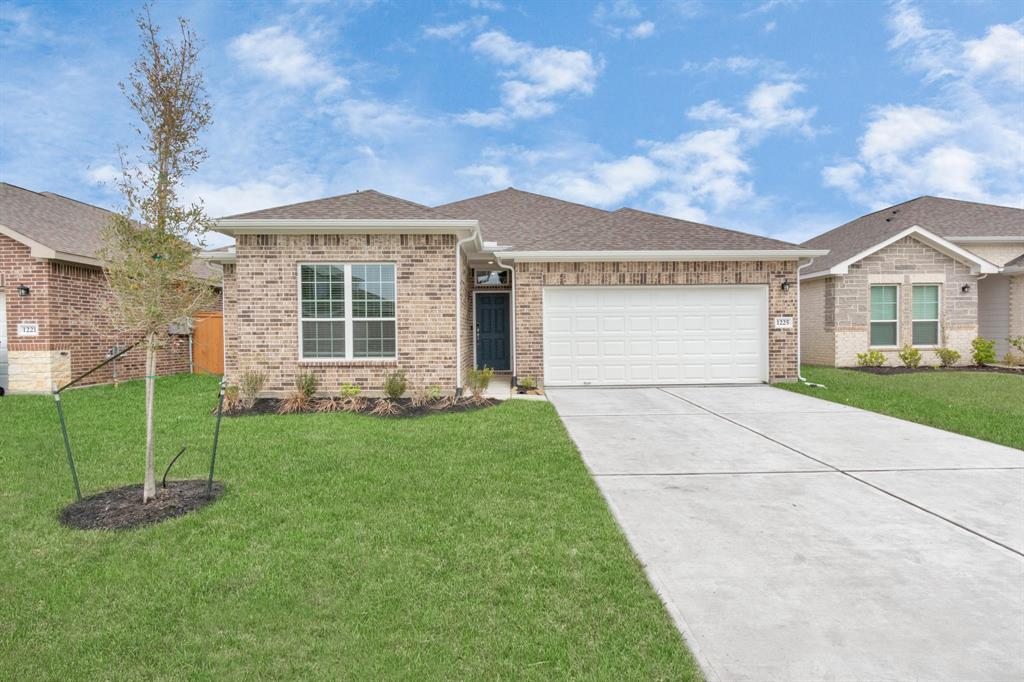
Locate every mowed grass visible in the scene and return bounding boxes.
[0,374,699,681]
[777,366,1024,450]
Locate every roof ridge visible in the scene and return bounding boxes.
[598,206,802,248]
[437,187,610,214]
[801,196,931,246]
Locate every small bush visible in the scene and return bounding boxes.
[897,344,922,368]
[1009,336,1024,355]
[279,372,319,413]
[383,369,407,399]
[1003,351,1024,367]
[971,337,996,366]
[239,369,268,409]
[410,386,431,407]
[295,371,319,398]
[427,384,443,401]
[338,383,365,412]
[856,350,887,367]
[935,347,961,367]
[518,376,537,391]
[467,366,494,402]
[315,397,342,412]
[370,398,401,416]
[340,383,362,399]
[222,385,242,413]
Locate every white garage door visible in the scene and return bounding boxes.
[543,286,768,386]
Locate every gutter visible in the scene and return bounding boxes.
[500,248,830,263]
[455,227,483,394]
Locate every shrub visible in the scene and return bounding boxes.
[1002,351,1024,367]
[339,383,365,412]
[383,369,407,399]
[1009,336,1024,355]
[897,344,922,368]
[427,384,443,401]
[466,366,494,402]
[971,337,996,366]
[315,397,342,412]
[279,372,319,413]
[370,398,401,416]
[239,369,268,409]
[935,347,961,367]
[856,350,887,367]
[296,371,319,398]
[410,387,431,408]
[222,385,242,413]
[518,376,537,391]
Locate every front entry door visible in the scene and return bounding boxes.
[476,292,510,371]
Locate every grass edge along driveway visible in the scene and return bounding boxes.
[0,374,701,681]
[777,365,1024,450]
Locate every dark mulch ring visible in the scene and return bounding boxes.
[851,365,1024,376]
[225,396,501,419]
[60,479,224,531]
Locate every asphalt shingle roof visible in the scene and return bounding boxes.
[0,182,220,281]
[224,189,450,220]
[802,196,1024,273]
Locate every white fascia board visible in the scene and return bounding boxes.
[0,223,101,267]
[213,218,479,236]
[946,236,1024,243]
[828,225,1000,276]
[201,249,236,264]
[499,249,829,263]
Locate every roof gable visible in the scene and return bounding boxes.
[224,189,449,220]
[0,183,113,262]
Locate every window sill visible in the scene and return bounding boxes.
[869,346,899,351]
[299,358,399,367]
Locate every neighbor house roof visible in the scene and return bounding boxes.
[0,182,221,281]
[802,196,1024,275]
[224,189,451,221]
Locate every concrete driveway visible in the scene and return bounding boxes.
[548,385,1024,682]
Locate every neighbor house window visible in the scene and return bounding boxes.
[912,285,940,346]
[870,285,898,346]
[299,263,396,360]
[474,269,509,286]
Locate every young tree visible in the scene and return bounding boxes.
[102,7,213,502]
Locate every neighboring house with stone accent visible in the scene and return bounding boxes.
[203,188,826,396]
[0,183,222,394]
[799,196,1024,367]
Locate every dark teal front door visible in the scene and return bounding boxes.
[476,293,510,371]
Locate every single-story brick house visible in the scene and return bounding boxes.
[204,188,827,395]
[799,196,1024,367]
[0,183,222,394]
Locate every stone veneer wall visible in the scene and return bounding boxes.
[799,277,835,366]
[224,233,460,396]
[513,260,799,385]
[1,234,204,393]
[961,242,1024,268]
[832,236,975,366]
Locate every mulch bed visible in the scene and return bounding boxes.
[851,365,1024,376]
[225,397,501,419]
[60,479,224,530]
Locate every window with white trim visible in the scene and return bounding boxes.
[870,285,898,346]
[912,284,939,346]
[300,263,396,360]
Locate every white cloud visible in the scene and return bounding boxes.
[763,20,776,33]
[331,99,428,138]
[185,172,328,220]
[457,163,511,188]
[466,0,505,10]
[84,163,120,185]
[544,155,660,206]
[230,26,347,93]
[677,55,801,81]
[823,2,1024,208]
[628,21,656,39]
[459,31,601,127]
[686,80,816,137]
[422,16,488,40]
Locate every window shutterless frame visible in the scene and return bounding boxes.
[297,263,398,361]
[869,284,899,347]
[911,284,940,346]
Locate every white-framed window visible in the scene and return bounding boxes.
[474,269,510,286]
[870,285,898,346]
[299,263,396,360]
[912,284,940,346]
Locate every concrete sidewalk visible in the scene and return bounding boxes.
[549,385,1024,682]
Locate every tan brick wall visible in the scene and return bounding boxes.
[799,277,835,366]
[833,236,976,366]
[513,260,799,384]
[960,242,1024,267]
[459,256,474,389]
[224,233,459,396]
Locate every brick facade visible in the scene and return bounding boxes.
[223,233,460,396]
[513,260,799,384]
[799,277,835,366]
[1,233,210,393]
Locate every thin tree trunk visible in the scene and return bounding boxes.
[143,333,157,502]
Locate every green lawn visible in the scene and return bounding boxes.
[778,366,1024,450]
[0,374,698,681]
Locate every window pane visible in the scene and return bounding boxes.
[302,320,345,358]
[870,286,897,321]
[351,263,396,319]
[870,321,897,346]
[299,264,344,319]
[353,320,396,358]
[912,285,939,320]
[912,321,939,345]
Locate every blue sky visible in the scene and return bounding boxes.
[1,0,1022,248]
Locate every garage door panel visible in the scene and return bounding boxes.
[544,286,768,386]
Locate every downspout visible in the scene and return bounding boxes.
[455,228,481,395]
[796,258,826,388]
[492,253,516,382]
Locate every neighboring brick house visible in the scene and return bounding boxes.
[0,183,222,394]
[799,196,1024,367]
[205,188,825,395]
